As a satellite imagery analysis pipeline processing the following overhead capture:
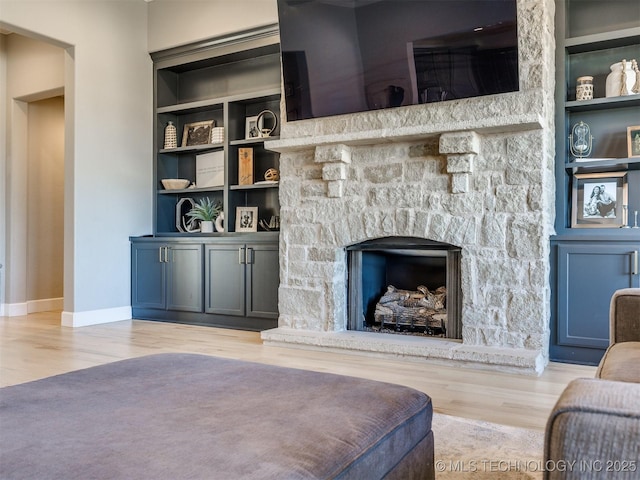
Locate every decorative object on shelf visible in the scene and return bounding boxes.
[235,206,258,233]
[186,197,222,234]
[264,168,279,182]
[196,151,224,188]
[569,121,593,159]
[627,125,640,158]
[575,76,593,101]
[255,109,278,137]
[182,120,215,147]
[571,171,628,228]
[210,127,225,144]
[215,212,225,232]
[245,115,261,139]
[164,121,177,149]
[175,197,198,233]
[632,60,640,94]
[259,215,280,232]
[621,205,630,229]
[238,147,254,185]
[605,59,636,98]
[161,178,191,190]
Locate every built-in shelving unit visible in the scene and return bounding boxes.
[550,0,640,365]
[130,26,282,332]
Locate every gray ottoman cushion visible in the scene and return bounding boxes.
[0,353,434,479]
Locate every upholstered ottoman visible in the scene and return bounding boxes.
[0,353,434,479]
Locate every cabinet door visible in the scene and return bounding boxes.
[131,242,166,309]
[556,243,639,349]
[204,244,245,316]
[246,243,279,319]
[167,243,203,312]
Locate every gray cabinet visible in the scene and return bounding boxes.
[131,241,203,313]
[551,240,639,364]
[205,242,279,320]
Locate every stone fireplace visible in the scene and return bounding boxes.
[261,0,556,374]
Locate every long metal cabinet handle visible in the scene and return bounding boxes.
[159,247,163,263]
[238,247,245,265]
[246,247,253,265]
[165,246,170,263]
[633,250,639,276]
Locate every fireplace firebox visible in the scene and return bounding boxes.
[347,237,462,339]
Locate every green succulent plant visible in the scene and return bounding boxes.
[186,198,221,222]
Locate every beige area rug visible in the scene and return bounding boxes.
[433,413,545,479]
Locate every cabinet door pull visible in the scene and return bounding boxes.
[246,248,253,265]
[165,246,171,264]
[238,247,245,265]
[159,247,165,263]
[633,250,639,276]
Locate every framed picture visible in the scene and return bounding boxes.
[235,206,258,232]
[571,171,628,228]
[245,116,262,139]
[182,120,214,147]
[627,125,640,158]
[238,147,254,185]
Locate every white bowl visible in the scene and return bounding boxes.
[162,178,191,190]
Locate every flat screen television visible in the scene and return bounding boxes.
[277,0,519,121]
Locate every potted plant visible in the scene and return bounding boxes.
[186,198,221,233]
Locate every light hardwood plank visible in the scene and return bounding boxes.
[0,312,597,432]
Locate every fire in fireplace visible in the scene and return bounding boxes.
[347,237,462,339]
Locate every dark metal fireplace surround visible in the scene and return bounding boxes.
[347,237,462,339]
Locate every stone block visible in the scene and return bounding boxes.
[451,173,470,193]
[314,144,351,164]
[439,131,480,154]
[322,163,347,181]
[446,154,475,173]
[327,180,344,198]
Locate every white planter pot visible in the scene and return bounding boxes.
[200,220,214,233]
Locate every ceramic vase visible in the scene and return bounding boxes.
[605,61,636,97]
[164,121,177,149]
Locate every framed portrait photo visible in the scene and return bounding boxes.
[182,120,215,147]
[627,125,640,158]
[245,116,262,139]
[235,206,258,232]
[571,171,628,228]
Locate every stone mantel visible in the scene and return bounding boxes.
[266,113,544,153]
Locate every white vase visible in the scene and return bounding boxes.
[605,61,636,98]
[200,220,214,233]
[164,121,177,149]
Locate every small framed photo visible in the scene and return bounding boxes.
[245,116,262,139]
[627,125,640,158]
[182,120,215,147]
[235,206,258,232]
[571,171,628,228]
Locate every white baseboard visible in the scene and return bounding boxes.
[3,302,28,316]
[28,297,64,313]
[61,306,132,327]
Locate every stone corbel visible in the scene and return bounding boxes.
[439,131,480,194]
[315,144,351,198]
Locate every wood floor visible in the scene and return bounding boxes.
[0,311,597,432]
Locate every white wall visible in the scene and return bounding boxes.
[0,34,5,315]
[147,0,278,52]
[0,1,153,325]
